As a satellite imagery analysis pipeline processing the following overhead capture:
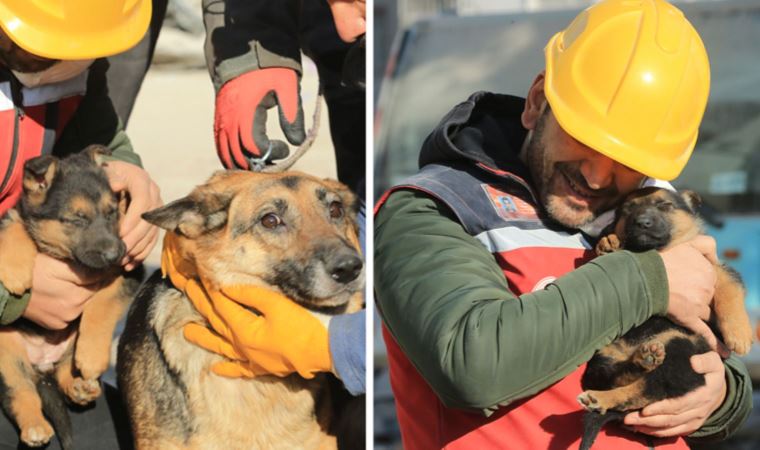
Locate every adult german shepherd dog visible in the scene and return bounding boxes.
[117,170,364,450]
[577,187,753,450]
[0,146,141,449]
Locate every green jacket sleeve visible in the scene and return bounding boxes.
[0,282,30,325]
[375,189,668,413]
[54,59,142,167]
[202,0,302,91]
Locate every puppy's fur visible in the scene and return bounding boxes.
[0,146,141,449]
[117,170,364,450]
[577,187,753,450]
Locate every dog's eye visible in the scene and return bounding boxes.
[261,213,282,229]
[329,201,344,219]
[657,202,674,211]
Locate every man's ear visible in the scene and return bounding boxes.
[22,155,58,207]
[522,71,547,130]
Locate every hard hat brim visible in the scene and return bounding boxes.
[0,0,151,60]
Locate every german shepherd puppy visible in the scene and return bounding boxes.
[0,146,142,449]
[117,170,364,450]
[576,187,753,450]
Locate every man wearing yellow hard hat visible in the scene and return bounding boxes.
[375,0,751,449]
[0,1,162,448]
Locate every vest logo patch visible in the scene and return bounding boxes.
[532,276,557,292]
[482,184,538,220]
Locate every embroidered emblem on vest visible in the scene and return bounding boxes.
[532,276,558,292]
[482,184,538,221]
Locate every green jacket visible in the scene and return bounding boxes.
[0,59,141,325]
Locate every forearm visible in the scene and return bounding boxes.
[329,311,366,395]
[375,190,668,411]
[688,355,752,443]
[202,0,302,91]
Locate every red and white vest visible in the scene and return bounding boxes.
[0,73,86,215]
[378,162,687,450]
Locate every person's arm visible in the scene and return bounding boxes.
[0,283,30,325]
[202,0,301,91]
[329,310,366,395]
[375,189,669,412]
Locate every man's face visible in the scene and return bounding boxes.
[0,29,58,73]
[525,107,646,229]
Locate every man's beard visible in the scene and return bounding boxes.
[0,40,57,73]
[525,114,618,229]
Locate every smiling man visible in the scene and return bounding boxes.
[374,0,752,449]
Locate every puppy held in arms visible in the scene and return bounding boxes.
[0,146,142,449]
[577,187,753,450]
[117,170,364,450]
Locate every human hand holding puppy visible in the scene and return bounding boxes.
[659,235,724,354]
[624,352,726,437]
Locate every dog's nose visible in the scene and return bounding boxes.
[329,255,363,284]
[635,215,654,229]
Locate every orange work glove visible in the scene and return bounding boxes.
[214,68,305,170]
[160,233,332,379]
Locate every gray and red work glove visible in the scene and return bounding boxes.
[213,68,305,170]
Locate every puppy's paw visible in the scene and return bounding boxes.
[577,391,608,415]
[722,321,754,356]
[20,419,54,447]
[63,377,101,405]
[74,346,110,381]
[634,341,665,371]
[595,235,621,256]
[0,265,33,295]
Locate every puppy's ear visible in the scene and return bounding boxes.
[22,155,58,207]
[142,191,233,238]
[681,190,702,213]
[82,144,113,166]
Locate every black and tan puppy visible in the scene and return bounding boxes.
[117,170,364,450]
[0,146,142,449]
[577,187,753,450]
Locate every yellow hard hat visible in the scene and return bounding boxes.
[544,0,710,181]
[0,0,151,60]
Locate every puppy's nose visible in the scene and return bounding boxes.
[635,215,654,229]
[329,255,363,284]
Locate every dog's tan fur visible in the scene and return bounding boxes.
[119,170,364,450]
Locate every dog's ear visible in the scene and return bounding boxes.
[142,191,233,238]
[82,144,113,166]
[681,190,702,213]
[22,155,58,207]
[321,178,359,222]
